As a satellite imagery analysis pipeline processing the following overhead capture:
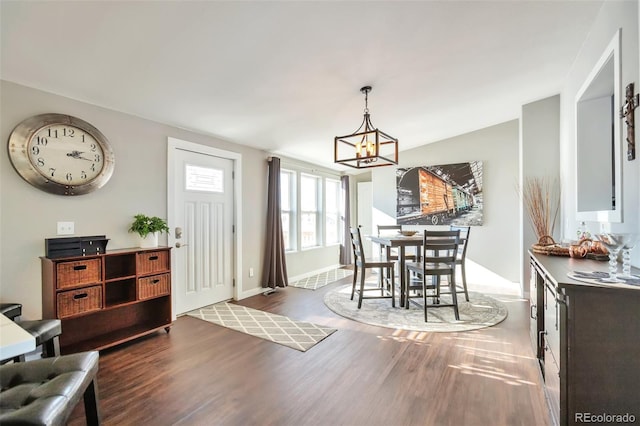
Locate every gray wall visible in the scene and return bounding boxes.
[371,120,521,285]
[0,81,269,319]
[559,0,640,264]
[520,95,561,294]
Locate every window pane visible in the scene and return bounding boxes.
[301,213,317,248]
[185,164,223,192]
[326,213,338,244]
[281,212,290,251]
[301,175,317,210]
[326,180,338,212]
[279,169,295,251]
[280,171,290,210]
[325,179,341,245]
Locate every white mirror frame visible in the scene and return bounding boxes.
[575,28,622,223]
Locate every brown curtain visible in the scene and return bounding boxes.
[262,156,288,288]
[339,175,352,265]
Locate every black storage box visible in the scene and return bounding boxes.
[45,235,109,259]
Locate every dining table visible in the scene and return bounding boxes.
[369,233,467,307]
[0,313,35,361]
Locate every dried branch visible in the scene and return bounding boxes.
[521,177,560,243]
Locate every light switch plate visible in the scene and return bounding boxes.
[57,221,74,235]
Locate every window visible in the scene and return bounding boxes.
[325,178,341,245]
[185,164,224,192]
[279,164,344,253]
[280,169,296,251]
[300,174,321,248]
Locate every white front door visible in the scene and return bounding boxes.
[169,142,235,314]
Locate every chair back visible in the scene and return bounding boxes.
[350,227,366,267]
[377,224,402,236]
[450,225,470,260]
[421,230,460,269]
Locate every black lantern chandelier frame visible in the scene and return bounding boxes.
[334,86,399,169]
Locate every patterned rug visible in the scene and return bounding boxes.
[186,302,336,351]
[289,268,353,290]
[323,284,508,332]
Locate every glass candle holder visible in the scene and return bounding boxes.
[620,234,638,278]
[595,233,626,282]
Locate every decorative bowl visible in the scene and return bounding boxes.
[399,230,418,237]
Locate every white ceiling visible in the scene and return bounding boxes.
[1,1,603,172]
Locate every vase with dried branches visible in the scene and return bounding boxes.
[522,176,561,246]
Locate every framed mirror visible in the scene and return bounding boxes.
[575,28,622,223]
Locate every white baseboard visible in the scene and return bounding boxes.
[237,264,344,300]
[288,264,342,283]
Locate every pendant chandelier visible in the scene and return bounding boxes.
[334,86,399,169]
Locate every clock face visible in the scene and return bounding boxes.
[28,124,106,186]
[8,114,115,195]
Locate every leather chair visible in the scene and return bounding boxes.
[0,302,62,362]
[15,319,62,361]
[0,351,100,425]
[0,303,22,321]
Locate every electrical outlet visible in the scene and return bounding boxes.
[57,221,74,235]
[249,267,254,277]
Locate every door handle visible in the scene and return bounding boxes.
[538,330,547,349]
[530,304,537,320]
[176,242,188,248]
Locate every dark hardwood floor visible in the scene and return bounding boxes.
[69,276,550,426]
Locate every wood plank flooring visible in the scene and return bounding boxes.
[69,276,550,426]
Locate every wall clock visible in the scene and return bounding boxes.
[7,113,115,196]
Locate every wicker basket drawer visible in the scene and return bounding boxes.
[138,273,170,300]
[137,250,169,275]
[57,285,103,318]
[56,259,102,289]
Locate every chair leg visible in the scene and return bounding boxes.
[358,266,366,309]
[450,273,460,320]
[461,263,469,301]
[351,266,358,301]
[83,379,101,426]
[423,279,428,322]
[390,265,395,308]
[404,268,410,310]
[42,336,60,358]
[379,266,384,296]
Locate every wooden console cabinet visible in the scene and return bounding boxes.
[41,247,172,354]
[529,252,640,425]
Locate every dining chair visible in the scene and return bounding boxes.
[350,227,396,308]
[450,225,471,301]
[404,229,461,321]
[376,224,418,261]
[376,225,402,260]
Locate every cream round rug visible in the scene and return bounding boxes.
[324,284,508,332]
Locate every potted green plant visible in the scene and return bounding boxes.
[129,214,170,248]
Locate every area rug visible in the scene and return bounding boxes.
[186,302,336,352]
[323,284,508,332]
[289,268,353,290]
